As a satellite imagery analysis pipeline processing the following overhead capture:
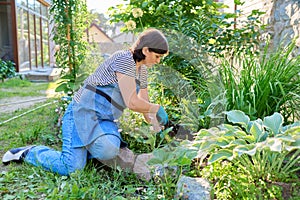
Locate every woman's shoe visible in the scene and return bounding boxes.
[2,146,35,165]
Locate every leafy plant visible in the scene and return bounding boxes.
[50,0,89,95]
[197,161,284,199]
[0,59,17,82]
[220,40,300,123]
[193,110,300,182]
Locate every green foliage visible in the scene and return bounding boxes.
[50,0,89,95]
[198,161,288,199]
[109,0,263,58]
[193,110,300,181]
[0,59,17,82]
[220,41,300,123]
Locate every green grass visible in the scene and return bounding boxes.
[0,78,58,99]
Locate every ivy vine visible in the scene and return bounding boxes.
[50,0,89,95]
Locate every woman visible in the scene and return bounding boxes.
[2,28,169,178]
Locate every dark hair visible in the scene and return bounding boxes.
[133,48,168,62]
[131,28,168,63]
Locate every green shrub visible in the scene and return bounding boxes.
[0,59,17,82]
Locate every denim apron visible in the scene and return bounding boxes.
[71,82,138,148]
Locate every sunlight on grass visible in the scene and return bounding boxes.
[0,78,62,99]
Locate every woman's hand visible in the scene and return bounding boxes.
[156,106,168,125]
[143,112,161,132]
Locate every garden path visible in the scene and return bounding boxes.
[0,88,57,114]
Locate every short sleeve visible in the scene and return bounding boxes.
[113,52,136,78]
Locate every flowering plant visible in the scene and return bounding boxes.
[125,7,144,31]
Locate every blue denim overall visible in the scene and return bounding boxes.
[25,83,135,176]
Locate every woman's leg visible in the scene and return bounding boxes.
[87,134,120,160]
[24,103,88,176]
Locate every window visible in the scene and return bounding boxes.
[16,0,50,71]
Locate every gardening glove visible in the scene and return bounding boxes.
[156,106,168,126]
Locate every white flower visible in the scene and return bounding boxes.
[208,38,216,44]
[132,8,143,18]
[125,20,136,30]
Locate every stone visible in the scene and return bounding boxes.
[176,175,211,200]
[133,153,154,181]
[100,147,136,171]
[100,148,155,181]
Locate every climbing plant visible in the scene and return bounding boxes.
[50,0,89,95]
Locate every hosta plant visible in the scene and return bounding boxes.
[192,110,300,182]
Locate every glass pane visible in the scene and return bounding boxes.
[29,13,36,68]
[28,0,34,11]
[41,4,47,17]
[16,0,27,6]
[17,6,30,71]
[0,5,14,62]
[34,0,40,13]
[42,19,49,66]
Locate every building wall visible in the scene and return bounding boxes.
[83,25,113,43]
[222,0,300,55]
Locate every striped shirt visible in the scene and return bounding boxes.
[74,50,148,102]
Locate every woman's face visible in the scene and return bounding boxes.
[142,47,164,67]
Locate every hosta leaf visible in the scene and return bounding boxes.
[199,140,218,150]
[234,145,257,156]
[283,126,300,136]
[263,112,283,135]
[285,138,300,151]
[282,121,300,132]
[207,149,234,164]
[249,121,264,142]
[224,131,235,137]
[242,135,255,143]
[234,130,247,138]
[276,134,295,142]
[232,139,248,145]
[266,138,282,152]
[225,110,250,128]
[221,124,240,132]
[195,128,217,140]
[216,139,230,147]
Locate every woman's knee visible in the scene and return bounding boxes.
[88,135,121,160]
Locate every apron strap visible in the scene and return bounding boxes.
[85,85,124,111]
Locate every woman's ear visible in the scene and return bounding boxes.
[142,47,149,56]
